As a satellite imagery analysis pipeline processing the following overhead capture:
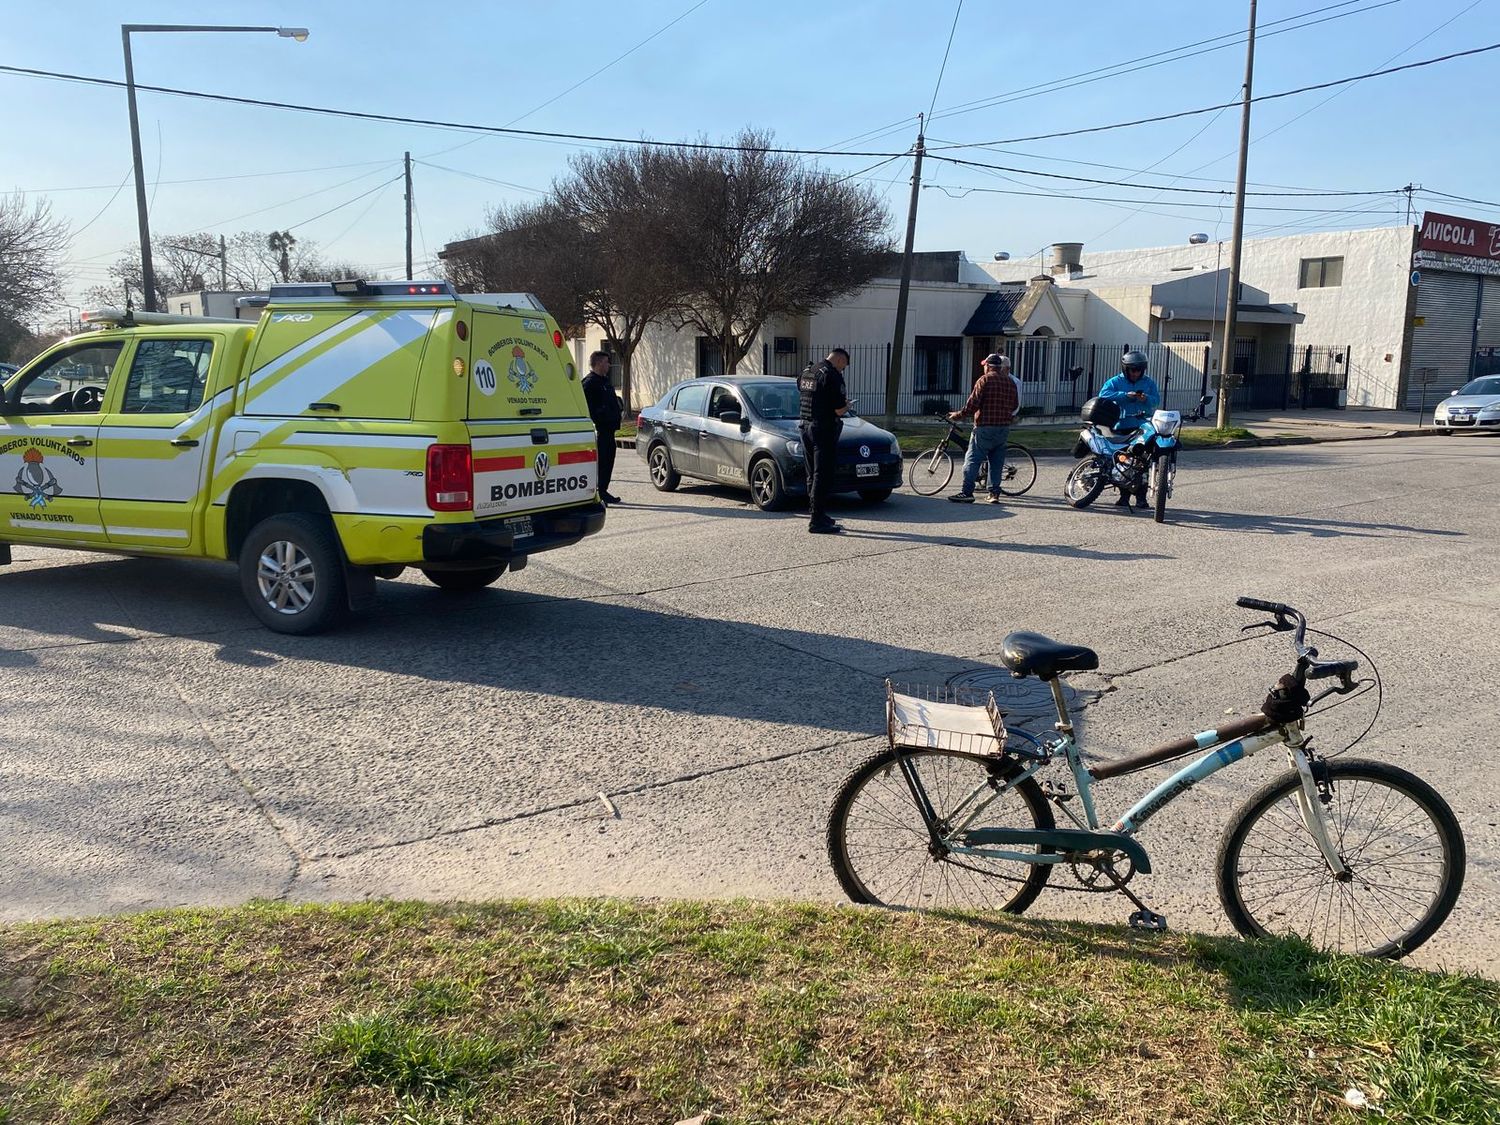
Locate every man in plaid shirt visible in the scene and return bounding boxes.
[947,353,1020,503]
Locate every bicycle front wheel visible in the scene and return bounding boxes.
[907,448,954,496]
[1216,759,1465,957]
[828,748,1054,913]
[997,443,1038,496]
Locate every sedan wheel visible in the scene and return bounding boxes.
[648,444,681,491]
[749,457,786,511]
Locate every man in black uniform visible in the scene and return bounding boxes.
[798,348,850,534]
[582,350,623,505]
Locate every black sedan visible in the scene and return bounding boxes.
[635,376,904,510]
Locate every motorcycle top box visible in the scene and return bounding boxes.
[1080,395,1121,428]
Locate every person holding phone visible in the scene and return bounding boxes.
[1097,349,1161,509]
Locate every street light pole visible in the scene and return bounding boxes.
[1215,0,1256,429]
[885,117,925,429]
[121,24,309,312]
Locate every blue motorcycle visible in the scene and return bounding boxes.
[1063,394,1197,523]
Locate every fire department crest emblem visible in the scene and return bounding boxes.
[508,346,538,394]
[14,447,62,509]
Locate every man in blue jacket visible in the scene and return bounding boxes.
[1098,350,1160,509]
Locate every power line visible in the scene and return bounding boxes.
[5,159,398,195]
[286,175,404,233]
[3,40,1491,160]
[414,161,547,195]
[198,164,400,231]
[926,153,1400,197]
[931,0,1400,125]
[924,182,1392,212]
[1420,188,1500,210]
[930,41,1500,148]
[821,0,1386,152]
[926,0,964,123]
[422,0,718,159]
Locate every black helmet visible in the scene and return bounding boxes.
[1081,396,1121,427]
[1121,349,1148,373]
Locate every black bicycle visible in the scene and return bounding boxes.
[907,413,1038,497]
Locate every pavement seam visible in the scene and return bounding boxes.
[306,732,885,863]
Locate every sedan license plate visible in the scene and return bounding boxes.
[506,516,534,540]
[856,462,880,478]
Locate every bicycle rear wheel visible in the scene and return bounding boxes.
[828,747,1054,913]
[1216,759,1464,957]
[997,443,1038,496]
[907,448,954,496]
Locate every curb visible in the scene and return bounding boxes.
[615,427,1442,457]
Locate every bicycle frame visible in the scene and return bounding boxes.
[934,701,1348,877]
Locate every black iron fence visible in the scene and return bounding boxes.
[1230,345,1351,412]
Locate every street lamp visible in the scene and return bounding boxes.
[123,24,310,311]
[1189,233,1225,401]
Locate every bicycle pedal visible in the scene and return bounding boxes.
[1127,910,1168,932]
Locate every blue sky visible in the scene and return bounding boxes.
[3,0,1497,311]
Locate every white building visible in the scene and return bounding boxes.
[163,290,265,320]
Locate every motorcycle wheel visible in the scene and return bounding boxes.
[1064,457,1108,508]
[1151,449,1176,523]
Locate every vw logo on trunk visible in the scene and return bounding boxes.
[859,444,871,458]
[533,451,550,480]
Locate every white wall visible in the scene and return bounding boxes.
[977,225,1415,407]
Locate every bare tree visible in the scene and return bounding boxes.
[654,131,892,374]
[443,200,589,335]
[554,148,681,411]
[0,195,67,361]
[85,231,376,309]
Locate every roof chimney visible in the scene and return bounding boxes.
[1050,242,1083,276]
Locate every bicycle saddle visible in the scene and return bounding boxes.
[1000,632,1100,681]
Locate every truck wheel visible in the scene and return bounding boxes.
[421,566,506,592]
[239,513,349,635]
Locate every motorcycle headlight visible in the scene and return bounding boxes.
[785,439,803,457]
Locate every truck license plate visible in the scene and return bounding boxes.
[856,463,880,478]
[506,516,534,540]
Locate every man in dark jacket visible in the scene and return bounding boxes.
[582,350,624,505]
[798,348,850,534]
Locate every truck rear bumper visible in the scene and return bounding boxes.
[421,501,606,568]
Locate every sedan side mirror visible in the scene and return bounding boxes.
[717,410,742,425]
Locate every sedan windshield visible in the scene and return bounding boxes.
[1457,376,1500,397]
[741,382,801,419]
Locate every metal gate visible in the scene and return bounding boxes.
[1406,270,1481,409]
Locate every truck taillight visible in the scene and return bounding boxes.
[426,444,473,511]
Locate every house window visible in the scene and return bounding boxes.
[1299,256,1344,288]
[179,303,193,315]
[773,336,798,355]
[912,336,962,393]
[695,337,723,379]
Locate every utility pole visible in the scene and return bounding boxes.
[1216,0,1257,431]
[404,151,414,280]
[885,118,925,429]
[219,234,228,290]
[122,29,158,312]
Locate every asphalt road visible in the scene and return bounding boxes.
[3,435,1497,976]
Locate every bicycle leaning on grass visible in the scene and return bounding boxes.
[906,413,1037,497]
[826,598,1465,958]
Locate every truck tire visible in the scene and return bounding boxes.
[421,566,506,592]
[239,513,349,635]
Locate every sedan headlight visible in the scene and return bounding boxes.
[785,439,803,457]
[890,438,902,458]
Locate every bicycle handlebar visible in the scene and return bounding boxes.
[1236,596,1358,689]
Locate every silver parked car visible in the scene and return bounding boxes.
[635,376,903,510]
[1433,375,1500,432]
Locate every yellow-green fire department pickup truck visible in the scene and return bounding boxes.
[0,280,605,633]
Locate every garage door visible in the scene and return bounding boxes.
[1477,277,1500,377]
[1406,270,1480,409]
